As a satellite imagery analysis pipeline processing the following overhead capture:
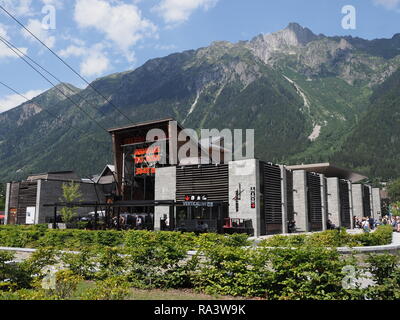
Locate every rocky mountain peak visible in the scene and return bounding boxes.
[284,22,319,45]
[246,22,321,64]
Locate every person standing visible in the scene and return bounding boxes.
[392,218,397,231]
[368,216,375,230]
[362,218,370,233]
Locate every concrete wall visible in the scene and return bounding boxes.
[293,170,309,232]
[34,180,41,225]
[4,183,10,225]
[372,188,382,219]
[320,175,328,231]
[280,165,289,234]
[154,166,177,230]
[352,184,363,218]
[348,182,354,229]
[368,186,374,218]
[229,159,261,236]
[327,178,341,228]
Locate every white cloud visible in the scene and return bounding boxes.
[58,41,111,78]
[154,44,178,50]
[373,0,400,10]
[80,50,110,78]
[0,23,28,59]
[0,42,28,59]
[21,19,56,48]
[41,0,63,9]
[153,0,219,25]
[0,24,10,40]
[74,0,157,62]
[0,0,34,16]
[58,45,86,58]
[0,89,44,113]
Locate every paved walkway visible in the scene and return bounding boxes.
[393,231,400,245]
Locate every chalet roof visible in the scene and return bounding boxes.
[95,165,116,184]
[108,118,183,133]
[27,171,81,182]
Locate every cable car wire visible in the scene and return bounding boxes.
[0,36,110,133]
[0,4,135,125]
[0,35,119,127]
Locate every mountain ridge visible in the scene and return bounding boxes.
[0,23,400,181]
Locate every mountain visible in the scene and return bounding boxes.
[331,68,400,179]
[1,23,400,182]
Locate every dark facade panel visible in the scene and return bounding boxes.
[262,163,282,234]
[307,172,323,231]
[176,164,229,202]
[9,182,20,209]
[363,185,371,218]
[16,181,38,224]
[39,181,105,223]
[339,180,351,228]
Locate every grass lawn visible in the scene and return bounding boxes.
[74,281,248,300]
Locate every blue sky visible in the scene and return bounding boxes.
[0,0,399,112]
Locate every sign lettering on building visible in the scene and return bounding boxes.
[184,195,208,202]
[133,146,161,176]
[233,184,243,213]
[250,187,256,209]
[183,201,215,208]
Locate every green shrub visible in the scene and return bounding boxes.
[307,229,358,247]
[1,248,60,291]
[0,251,16,291]
[51,270,83,299]
[194,245,272,297]
[194,244,360,299]
[17,247,60,289]
[81,276,130,300]
[363,271,400,300]
[61,248,98,280]
[38,230,80,249]
[0,230,42,248]
[260,225,393,248]
[266,246,357,300]
[363,255,400,300]
[94,247,125,280]
[124,236,193,289]
[366,254,400,285]
[260,234,307,248]
[0,289,58,300]
[194,233,250,249]
[94,231,123,247]
[354,225,393,246]
[124,230,195,251]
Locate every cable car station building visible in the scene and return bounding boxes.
[109,118,382,237]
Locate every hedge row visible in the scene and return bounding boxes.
[260,225,393,248]
[0,226,250,251]
[0,225,393,251]
[2,244,400,300]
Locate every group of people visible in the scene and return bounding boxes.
[354,215,400,233]
[110,214,149,230]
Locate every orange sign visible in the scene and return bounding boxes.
[134,147,161,164]
[136,168,156,175]
[133,146,161,175]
